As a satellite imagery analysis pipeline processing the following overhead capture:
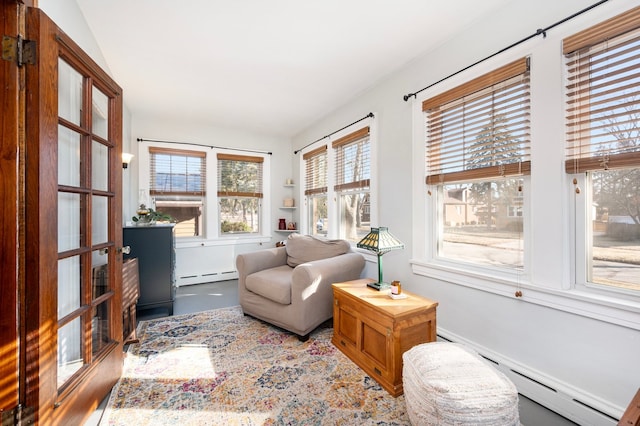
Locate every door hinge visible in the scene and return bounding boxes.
[1,404,35,425]
[2,35,36,67]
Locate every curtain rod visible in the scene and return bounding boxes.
[402,0,609,102]
[294,112,374,155]
[136,138,272,155]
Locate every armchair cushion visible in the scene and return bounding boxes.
[245,265,293,305]
[285,233,350,267]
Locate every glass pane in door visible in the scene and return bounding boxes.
[92,195,108,245]
[58,192,81,252]
[58,59,82,126]
[91,300,111,356]
[58,126,81,187]
[92,140,109,191]
[57,317,83,388]
[92,86,108,140]
[58,256,80,319]
[91,250,109,299]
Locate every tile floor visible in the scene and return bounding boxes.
[85,280,576,426]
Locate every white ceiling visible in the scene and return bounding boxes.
[76,0,511,137]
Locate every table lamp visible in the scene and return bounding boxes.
[357,226,404,290]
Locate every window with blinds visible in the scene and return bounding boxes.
[149,147,206,196]
[333,127,370,191]
[564,7,640,292]
[423,58,530,271]
[303,145,328,237]
[217,153,263,234]
[149,147,206,237]
[564,6,640,174]
[303,145,328,196]
[424,57,531,185]
[217,154,264,198]
[333,127,371,242]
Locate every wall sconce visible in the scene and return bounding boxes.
[122,152,134,169]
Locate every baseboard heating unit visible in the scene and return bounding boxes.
[436,331,622,425]
[176,269,238,287]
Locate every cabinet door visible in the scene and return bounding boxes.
[124,226,174,308]
[333,294,359,351]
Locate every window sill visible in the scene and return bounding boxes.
[410,259,640,331]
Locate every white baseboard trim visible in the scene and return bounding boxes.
[436,329,623,426]
[175,270,238,287]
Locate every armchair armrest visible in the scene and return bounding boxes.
[291,252,365,300]
[236,247,288,282]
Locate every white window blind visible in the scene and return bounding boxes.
[333,127,371,191]
[149,147,206,196]
[217,153,264,198]
[423,57,531,184]
[564,6,640,173]
[303,145,328,196]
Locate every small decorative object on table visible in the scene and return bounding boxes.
[389,280,407,299]
[278,218,286,230]
[287,221,296,230]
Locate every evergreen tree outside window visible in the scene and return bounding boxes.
[424,57,531,270]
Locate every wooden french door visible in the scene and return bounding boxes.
[0,4,123,424]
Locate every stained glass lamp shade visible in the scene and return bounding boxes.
[356,227,404,290]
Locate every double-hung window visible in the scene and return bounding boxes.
[564,8,640,292]
[424,57,531,271]
[333,127,371,243]
[304,145,328,237]
[149,147,206,238]
[217,153,263,234]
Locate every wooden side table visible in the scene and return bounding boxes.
[332,278,438,397]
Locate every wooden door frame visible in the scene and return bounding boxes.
[0,0,31,423]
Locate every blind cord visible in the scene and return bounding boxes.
[402,0,609,102]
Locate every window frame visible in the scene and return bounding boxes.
[422,57,531,278]
[148,146,207,239]
[138,142,271,245]
[410,3,640,331]
[299,117,377,243]
[564,6,640,296]
[217,153,264,236]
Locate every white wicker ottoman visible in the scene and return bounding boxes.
[402,342,520,425]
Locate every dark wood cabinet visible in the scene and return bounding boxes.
[123,225,175,317]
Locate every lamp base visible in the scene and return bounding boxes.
[367,282,390,291]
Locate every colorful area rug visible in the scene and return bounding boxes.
[101,306,409,425]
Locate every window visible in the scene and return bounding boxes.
[333,127,371,243]
[217,153,263,234]
[304,145,328,237]
[564,7,640,292]
[424,58,531,271]
[149,147,206,237]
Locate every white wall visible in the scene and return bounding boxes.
[292,0,640,423]
[131,113,293,284]
[39,0,295,286]
[39,0,134,218]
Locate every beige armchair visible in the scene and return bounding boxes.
[236,233,365,340]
